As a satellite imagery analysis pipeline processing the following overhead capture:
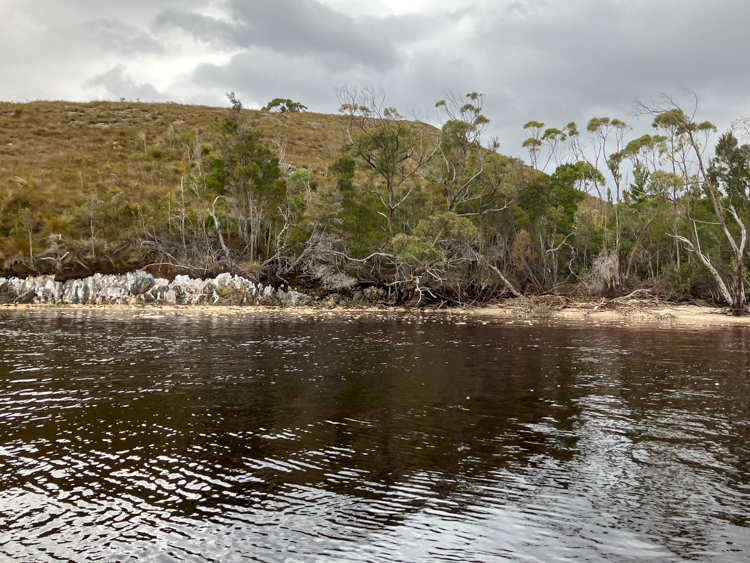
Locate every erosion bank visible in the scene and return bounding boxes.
[1,271,748,328]
[0,271,389,308]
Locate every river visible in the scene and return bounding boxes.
[0,309,748,561]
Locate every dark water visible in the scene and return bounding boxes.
[0,309,749,562]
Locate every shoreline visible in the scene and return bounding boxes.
[4,271,748,328]
[2,300,748,328]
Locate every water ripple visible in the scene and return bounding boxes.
[0,310,749,561]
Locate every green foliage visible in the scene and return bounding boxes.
[262,98,308,113]
[350,123,416,180]
[414,212,479,244]
[4,94,750,307]
[290,168,314,186]
[326,153,385,255]
[390,233,440,264]
[518,174,552,223]
[549,164,586,232]
[710,132,750,205]
[647,170,683,199]
[348,112,431,232]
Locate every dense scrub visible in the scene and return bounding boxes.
[2,93,750,308]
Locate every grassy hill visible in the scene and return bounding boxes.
[2,100,587,305]
[1,100,425,277]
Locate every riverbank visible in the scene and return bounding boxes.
[475,301,749,327]
[2,297,747,328]
[4,269,748,327]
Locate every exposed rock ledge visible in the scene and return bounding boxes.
[0,272,387,308]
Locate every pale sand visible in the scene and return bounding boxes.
[2,300,749,328]
[473,303,749,327]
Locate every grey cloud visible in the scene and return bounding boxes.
[229,0,398,70]
[152,11,238,48]
[86,65,164,101]
[80,19,164,55]
[2,0,749,162]
[474,1,750,117]
[18,0,207,25]
[182,42,488,126]
[154,0,407,71]
[418,0,750,154]
[153,0,750,158]
[188,50,344,110]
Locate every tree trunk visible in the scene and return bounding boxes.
[614,176,623,288]
[733,250,745,315]
[210,196,232,266]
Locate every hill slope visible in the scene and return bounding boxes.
[1,100,443,276]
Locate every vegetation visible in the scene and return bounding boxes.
[261,98,308,113]
[2,91,750,310]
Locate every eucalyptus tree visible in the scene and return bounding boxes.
[521,121,544,169]
[636,95,745,311]
[581,117,630,284]
[337,86,436,233]
[565,121,607,224]
[262,98,308,113]
[620,135,665,200]
[540,127,569,171]
[709,132,750,208]
[432,92,491,212]
[207,93,285,263]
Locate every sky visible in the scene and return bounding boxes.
[2,0,749,164]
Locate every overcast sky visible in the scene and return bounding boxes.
[2,0,749,162]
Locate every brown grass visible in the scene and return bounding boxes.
[0,100,443,274]
[0,104,350,241]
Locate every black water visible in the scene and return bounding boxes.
[0,309,749,562]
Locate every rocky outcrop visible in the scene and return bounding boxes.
[0,271,390,308]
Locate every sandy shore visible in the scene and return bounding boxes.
[472,303,750,327]
[2,300,749,328]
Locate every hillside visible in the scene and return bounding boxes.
[0,101,446,277]
[0,98,594,306]
[0,100,360,175]
[0,100,365,246]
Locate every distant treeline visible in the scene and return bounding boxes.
[2,90,750,308]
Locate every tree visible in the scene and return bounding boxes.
[522,121,544,169]
[548,164,586,283]
[262,98,308,113]
[636,93,745,311]
[432,92,491,212]
[19,209,39,270]
[568,117,630,286]
[540,127,568,171]
[709,132,750,207]
[621,134,666,205]
[207,93,285,263]
[337,86,435,233]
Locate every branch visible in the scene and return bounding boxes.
[458,199,515,217]
[483,260,522,298]
[728,205,747,255]
[328,250,400,263]
[545,232,575,254]
[668,228,734,305]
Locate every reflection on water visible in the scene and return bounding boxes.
[0,309,749,561]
